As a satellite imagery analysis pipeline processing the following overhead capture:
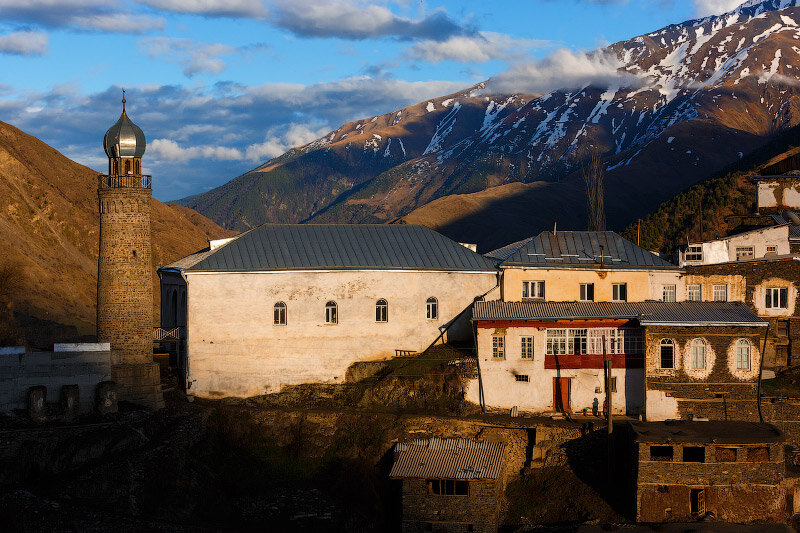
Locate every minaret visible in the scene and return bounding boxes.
[97,91,163,409]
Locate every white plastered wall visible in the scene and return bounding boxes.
[183,269,498,398]
[465,326,644,415]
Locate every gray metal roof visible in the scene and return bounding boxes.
[488,231,680,270]
[389,438,505,480]
[104,109,146,158]
[630,421,783,444]
[473,301,766,327]
[177,224,499,272]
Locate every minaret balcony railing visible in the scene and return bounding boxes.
[98,174,152,189]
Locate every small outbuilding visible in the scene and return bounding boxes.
[389,438,506,533]
[629,420,785,523]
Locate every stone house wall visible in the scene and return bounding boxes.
[643,325,765,421]
[685,260,800,368]
[400,478,501,533]
[635,440,785,522]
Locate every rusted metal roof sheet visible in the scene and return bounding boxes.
[389,438,505,480]
[487,231,680,270]
[473,301,766,327]
[174,224,498,272]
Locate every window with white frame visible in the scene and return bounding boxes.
[273,301,287,325]
[522,280,545,299]
[492,336,505,360]
[736,339,751,370]
[580,283,595,302]
[426,297,438,320]
[325,301,338,324]
[766,245,777,255]
[690,338,707,369]
[685,245,703,262]
[546,329,568,355]
[736,246,754,261]
[376,299,388,322]
[546,328,642,355]
[662,285,676,302]
[659,339,675,369]
[612,283,627,302]
[766,287,788,309]
[713,285,727,302]
[687,285,701,302]
[520,337,534,360]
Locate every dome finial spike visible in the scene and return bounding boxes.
[122,88,126,112]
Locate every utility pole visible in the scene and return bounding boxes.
[603,335,614,484]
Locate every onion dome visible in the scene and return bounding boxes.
[103,91,146,158]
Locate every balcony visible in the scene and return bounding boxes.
[98,174,152,189]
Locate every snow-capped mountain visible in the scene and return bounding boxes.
[177,0,800,248]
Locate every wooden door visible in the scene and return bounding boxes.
[553,377,571,412]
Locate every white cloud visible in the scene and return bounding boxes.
[245,123,331,161]
[71,13,166,33]
[138,0,268,18]
[139,37,238,76]
[693,0,745,17]
[0,31,48,55]
[405,31,548,64]
[269,0,466,40]
[149,138,244,161]
[485,48,639,94]
[0,0,164,33]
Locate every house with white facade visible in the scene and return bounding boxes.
[159,224,499,398]
[678,224,790,267]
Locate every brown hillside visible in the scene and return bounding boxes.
[0,120,235,348]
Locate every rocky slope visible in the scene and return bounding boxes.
[176,0,800,250]
[0,120,235,347]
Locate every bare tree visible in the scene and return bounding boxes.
[583,147,606,231]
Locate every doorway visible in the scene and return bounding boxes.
[690,488,706,517]
[553,377,571,412]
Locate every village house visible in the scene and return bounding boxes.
[677,224,790,267]
[756,172,800,212]
[389,438,505,533]
[628,420,785,523]
[685,256,800,369]
[158,224,499,398]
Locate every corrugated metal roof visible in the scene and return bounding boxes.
[389,438,505,480]
[488,231,680,270]
[173,224,498,272]
[473,301,766,326]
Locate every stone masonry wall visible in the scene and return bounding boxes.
[644,325,764,421]
[401,478,500,533]
[686,261,800,368]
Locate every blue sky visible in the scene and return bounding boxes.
[0,0,745,201]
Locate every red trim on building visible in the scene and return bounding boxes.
[476,319,635,329]
[544,354,644,369]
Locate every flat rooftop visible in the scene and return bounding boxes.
[630,421,784,444]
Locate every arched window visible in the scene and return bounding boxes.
[735,339,751,370]
[376,299,388,322]
[274,302,286,325]
[690,339,707,369]
[659,339,675,369]
[325,301,338,324]
[426,297,438,320]
[124,159,131,174]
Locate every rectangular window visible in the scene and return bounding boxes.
[612,283,627,302]
[609,376,617,393]
[746,447,770,463]
[766,245,777,255]
[520,337,534,360]
[580,283,595,302]
[736,246,754,260]
[428,479,469,495]
[492,336,505,360]
[650,445,674,461]
[715,447,737,462]
[683,446,706,463]
[515,374,529,382]
[546,328,640,355]
[766,287,788,309]
[662,285,676,302]
[685,245,703,262]
[546,329,567,355]
[687,285,701,301]
[713,284,727,302]
[522,280,545,299]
